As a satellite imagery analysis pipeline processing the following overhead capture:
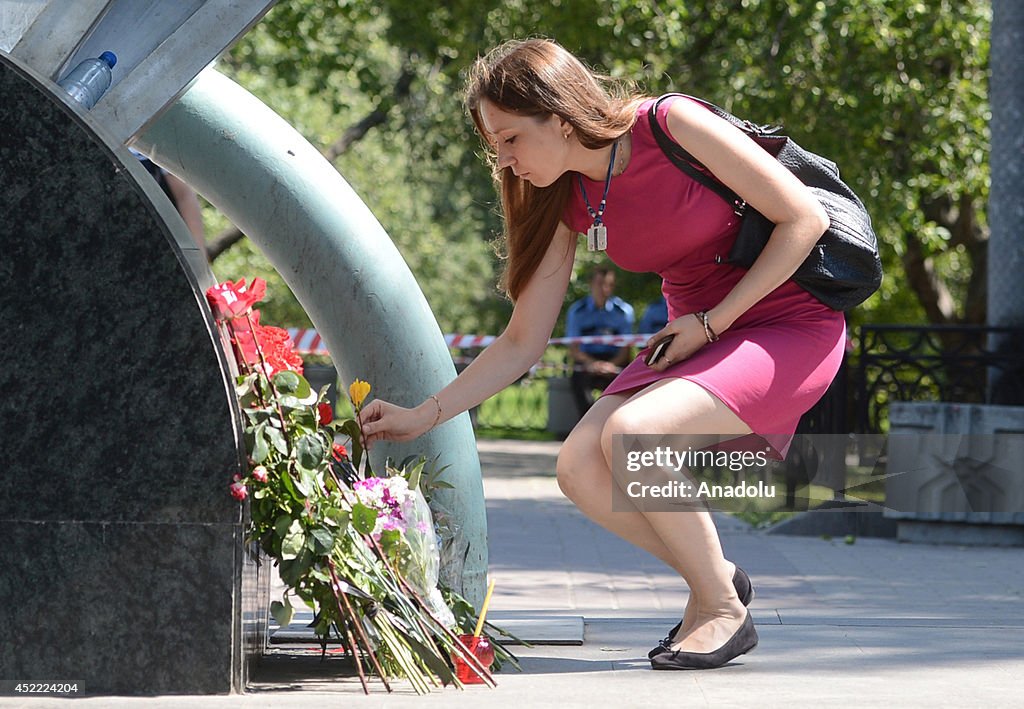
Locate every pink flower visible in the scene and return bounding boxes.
[252,466,269,483]
[353,476,413,537]
[229,480,248,501]
[206,278,267,321]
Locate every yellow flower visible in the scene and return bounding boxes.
[349,379,371,408]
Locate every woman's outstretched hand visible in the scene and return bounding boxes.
[358,399,435,450]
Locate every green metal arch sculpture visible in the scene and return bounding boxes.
[136,69,487,607]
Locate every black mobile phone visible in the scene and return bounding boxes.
[645,335,675,366]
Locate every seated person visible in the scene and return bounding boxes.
[565,266,635,415]
[637,294,668,335]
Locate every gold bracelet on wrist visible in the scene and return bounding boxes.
[694,310,720,343]
[429,394,443,430]
[704,311,720,342]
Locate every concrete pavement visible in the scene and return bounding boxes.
[7,438,1024,707]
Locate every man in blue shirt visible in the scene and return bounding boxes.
[637,295,668,335]
[565,267,635,416]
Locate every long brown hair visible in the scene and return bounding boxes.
[465,39,645,300]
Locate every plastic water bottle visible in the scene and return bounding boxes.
[58,51,117,109]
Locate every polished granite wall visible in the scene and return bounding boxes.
[0,52,267,694]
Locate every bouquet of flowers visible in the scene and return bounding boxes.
[207,278,504,694]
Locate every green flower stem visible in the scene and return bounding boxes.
[326,557,392,693]
[351,401,370,477]
[358,522,495,686]
[375,621,432,694]
[326,475,489,686]
[332,595,371,694]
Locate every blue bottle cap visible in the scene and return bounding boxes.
[100,51,117,68]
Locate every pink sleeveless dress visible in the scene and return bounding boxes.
[562,96,847,458]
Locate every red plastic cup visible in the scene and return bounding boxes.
[452,633,495,684]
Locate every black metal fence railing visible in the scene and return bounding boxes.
[854,325,1024,433]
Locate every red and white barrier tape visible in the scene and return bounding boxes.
[288,328,654,356]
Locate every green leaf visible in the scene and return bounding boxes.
[270,599,294,628]
[405,462,423,492]
[295,433,327,471]
[279,468,301,501]
[324,507,349,531]
[278,394,303,410]
[294,375,312,399]
[251,423,270,463]
[297,467,321,497]
[309,565,331,583]
[279,547,314,586]
[290,407,317,431]
[281,520,305,560]
[246,408,273,426]
[309,527,335,555]
[275,373,314,405]
[265,426,288,455]
[273,370,302,394]
[286,373,312,399]
[340,419,364,468]
[235,373,258,398]
[378,528,403,558]
[274,515,292,540]
[351,502,378,535]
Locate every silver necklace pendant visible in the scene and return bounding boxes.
[580,139,618,252]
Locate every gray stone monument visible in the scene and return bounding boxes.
[0,52,265,694]
[0,0,493,694]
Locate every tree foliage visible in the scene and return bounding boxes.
[210,0,991,334]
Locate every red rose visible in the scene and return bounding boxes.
[228,308,260,335]
[228,310,262,363]
[206,278,267,321]
[332,443,349,461]
[317,402,333,425]
[255,325,304,376]
[229,480,248,501]
[229,317,304,377]
[251,466,269,483]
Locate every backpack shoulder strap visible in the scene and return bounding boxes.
[647,94,744,213]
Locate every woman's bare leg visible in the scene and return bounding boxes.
[557,394,686,572]
[557,378,754,651]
